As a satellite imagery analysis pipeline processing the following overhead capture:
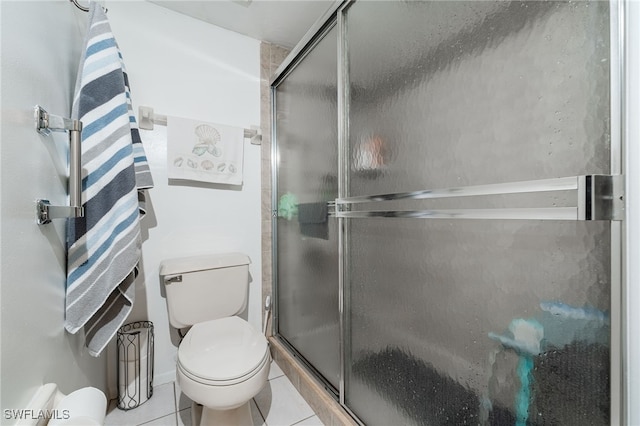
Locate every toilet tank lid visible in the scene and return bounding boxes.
[159,253,250,276]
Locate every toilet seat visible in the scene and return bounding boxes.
[178,316,269,386]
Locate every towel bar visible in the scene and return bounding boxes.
[288,176,624,221]
[332,175,624,221]
[137,105,262,145]
[35,106,84,225]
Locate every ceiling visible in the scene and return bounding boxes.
[148,0,336,48]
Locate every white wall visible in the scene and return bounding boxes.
[105,1,262,386]
[0,0,108,416]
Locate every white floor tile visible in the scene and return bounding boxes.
[105,383,176,426]
[268,360,284,381]
[291,415,324,426]
[139,412,177,426]
[254,375,315,426]
[106,377,320,426]
[175,401,264,426]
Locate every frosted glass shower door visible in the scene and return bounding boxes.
[274,25,340,390]
[343,1,613,425]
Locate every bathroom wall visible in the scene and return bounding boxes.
[105,1,262,386]
[0,0,108,416]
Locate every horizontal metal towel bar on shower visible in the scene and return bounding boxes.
[333,175,624,221]
[137,106,262,145]
[34,105,84,225]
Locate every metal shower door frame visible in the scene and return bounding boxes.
[271,0,627,423]
[269,0,346,396]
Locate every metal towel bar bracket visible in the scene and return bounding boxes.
[331,175,624,221]
[35,105,84,225]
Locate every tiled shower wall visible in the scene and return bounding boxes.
[260,42,290,336]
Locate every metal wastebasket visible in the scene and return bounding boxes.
[117,321,154,410]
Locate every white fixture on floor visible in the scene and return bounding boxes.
[17,383,106,426]
[159,253,270,426]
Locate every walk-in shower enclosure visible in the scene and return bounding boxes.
[272,1,623,424]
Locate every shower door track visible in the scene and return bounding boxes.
[276,335,341,399]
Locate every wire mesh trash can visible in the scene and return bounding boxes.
[117,321,154,410]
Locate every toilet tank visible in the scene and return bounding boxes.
[159,253,251,329]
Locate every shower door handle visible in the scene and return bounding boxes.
[334,174,624,221]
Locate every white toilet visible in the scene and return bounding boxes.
[159,253,270,426]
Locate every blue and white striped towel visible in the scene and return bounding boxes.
[122,58,154,193]
[67,3,151,356]
[123,61,153,216]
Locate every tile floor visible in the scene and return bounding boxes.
[105,361,324,426]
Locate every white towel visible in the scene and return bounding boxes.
[167,117,244,185]
[67,3,144,356]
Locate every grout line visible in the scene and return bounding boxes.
[269,368,285,380]
[171,382,182,413]
[129,383,178,426]
[137,412,177,426]
[269,373,285,381]
[252,397,267,424]
[176,408,189,426]
[122,378,320,426]
[269,375,285,383]
[270,360,285,380]
[289,414,316,426]
[173,382,178,426]
[172,382,177,411]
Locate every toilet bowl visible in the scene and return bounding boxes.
[160,253,270,426]
[177,317,270,424]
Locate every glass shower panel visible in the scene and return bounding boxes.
[275,26,340,389]
[345,2,611,425]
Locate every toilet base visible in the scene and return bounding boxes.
[192,401,253,426]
